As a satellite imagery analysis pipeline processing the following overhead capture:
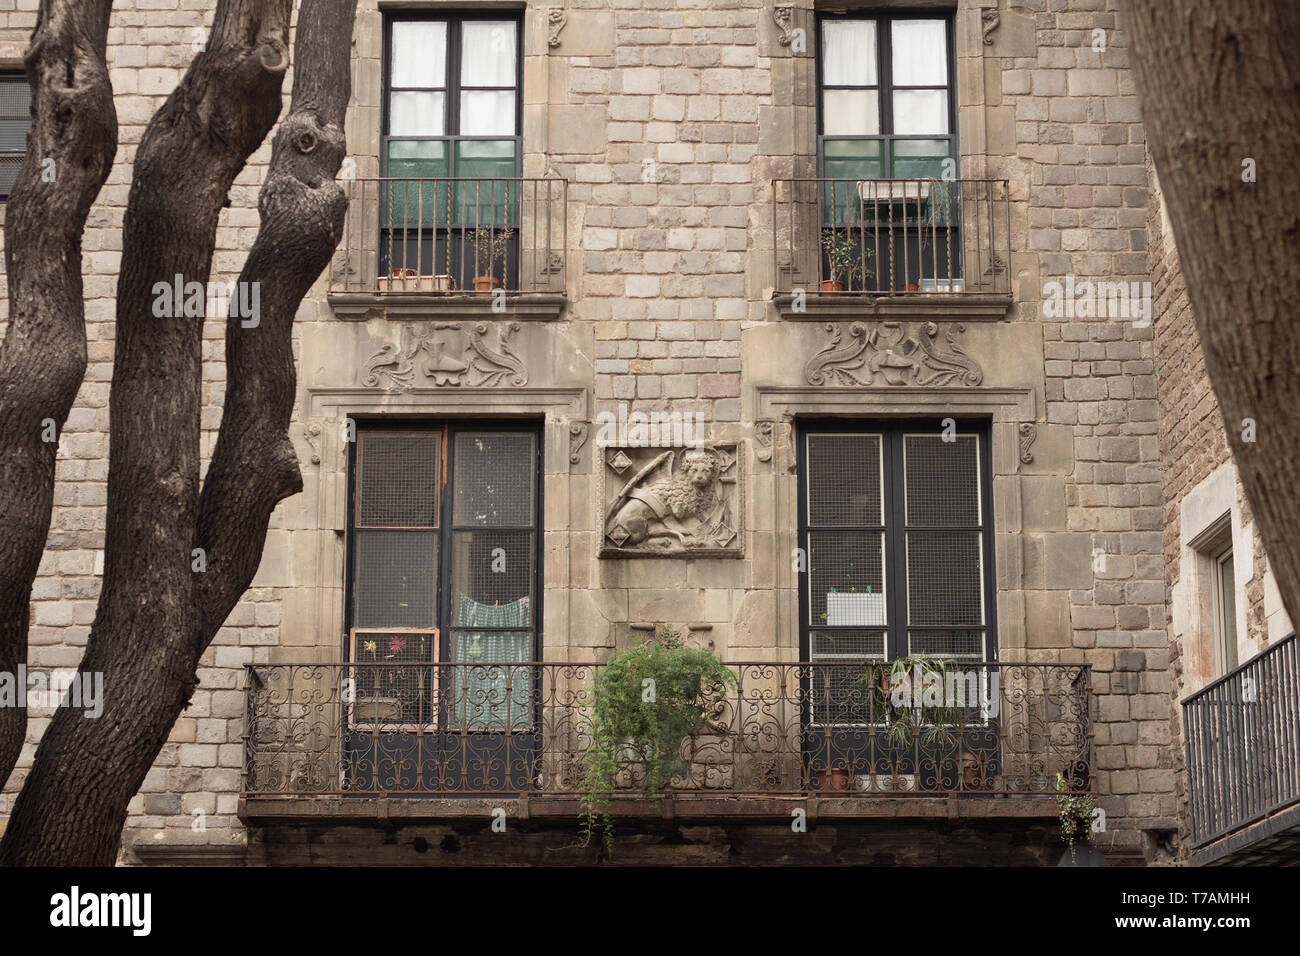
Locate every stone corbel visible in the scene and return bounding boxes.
[773,6,796,48]
[981,4,1001,46]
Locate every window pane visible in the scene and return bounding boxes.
[891,19,947,86]
[352,530,438,628]
[453,432,534,526]
[390,91,445,136]
[461,21,517,87]
[823,89,878,136]
[904,434,979,526]
[806,434,882,525]
[906,531,983,626]
[391,20,447,88]
[357,432,440,526]
[892,89,948,135]
[451,531,533,620]
[822,19,877,86]
[0,118,28,151]
[891,139,951,180]
[822,140,885,222]
[810,630,886,661]
[384,143,450,226]
[809,531,885,627]
[907,629,985,660]
[460,90,516,136]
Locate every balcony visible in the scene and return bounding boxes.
[771,177,1011,321]
[240,660,1090,824]
[1183,633,1300,865]
[327,176,567,321]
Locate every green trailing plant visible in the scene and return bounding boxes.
[579,625,737,853]
[860,654,965,756]
[1055,772,1096,861]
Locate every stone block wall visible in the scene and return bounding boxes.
[0,0,1188,863]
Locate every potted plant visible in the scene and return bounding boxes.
[860,654,965,786]
[470,224,514,295]
[819,226,874,293]
[578,625,736,854]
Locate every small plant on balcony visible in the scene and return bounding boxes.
[578,625,736,854]
[861,654,964,755]
[469,224,514,292]
[1055,771,1096,861]
[820,226,873,292]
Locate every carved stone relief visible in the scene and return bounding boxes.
[362,322,528,390]
[804,321,984,388]
[547,8,568,48]
[599,444,744,557]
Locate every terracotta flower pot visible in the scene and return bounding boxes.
[819,766,853,793]
[820,279,845,294]
[474,276,496,296]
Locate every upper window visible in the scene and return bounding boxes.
[818,14,955,182]
[384,14,521,187]
[0,73,32,202]
[800,420,995,665]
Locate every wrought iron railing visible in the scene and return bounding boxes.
[329,176,567,295]
[243,661,1090,799]
[772,178,1010,295]
[1183,634,1300,847]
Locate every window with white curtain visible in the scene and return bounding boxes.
[384,14,521,185]
[818,13,955,181]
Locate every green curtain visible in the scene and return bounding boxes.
[452,596,531,731]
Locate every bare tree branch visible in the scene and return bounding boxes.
[1125,1,1300,628]
[0,0,116,788]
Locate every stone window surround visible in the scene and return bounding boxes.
[1172,462,1253,695]
[752,382,1042,658]
[296,384,587,659]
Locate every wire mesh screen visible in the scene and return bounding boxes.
[350,630,438,727]
[352,529,439,628]
[356,431,441,527]
[453,432,534,526]
[0,76,30,199]
[450,530,532,618]
[808,531,885,628]
[906,530,983,627]
[908,628,986,661]
[810,629,886,660]
[806,434,882,526]
[904,434,979,526]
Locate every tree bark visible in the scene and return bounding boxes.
[1125,2,1300,631]
[0,0,296,866]
[0,0,117,789]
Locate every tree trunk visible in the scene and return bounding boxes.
[1,0,356,866]
[1124,1,1300,632]
[0,0,117,790]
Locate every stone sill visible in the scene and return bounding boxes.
[240,793,1061,825]
[327,292,567,323]
[772,292,1013,322]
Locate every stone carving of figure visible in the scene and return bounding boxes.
[605,448,731,551]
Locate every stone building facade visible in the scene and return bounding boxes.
[1149,167,1296,866]
[0,0,1199,865]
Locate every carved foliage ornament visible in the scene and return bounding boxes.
[362,322,527,390]
[601,444,743,558]
[982,6,1001,45]
[773,6,795,46]
[547,8,567,48]
[1018,422,1037,464]
[804,321,984,388]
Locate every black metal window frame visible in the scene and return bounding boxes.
[380,10,524,181]
[796,417,998,663]
[0,70,32,203]
[344,418,544,707]
[815,10,958,180]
